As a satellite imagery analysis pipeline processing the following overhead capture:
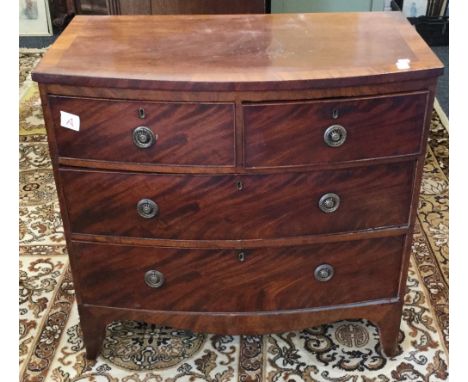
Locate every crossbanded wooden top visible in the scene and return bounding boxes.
[32,12,443,91]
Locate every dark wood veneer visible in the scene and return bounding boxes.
[244,92,428,167]
[32,13,443,91]
[33,13,442,360]
[73,237,404,312]
[78,300,404,360]
[60,163,414,240]
[49,96,235,166]
[70,226,410,249]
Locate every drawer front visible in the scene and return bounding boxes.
[49,96,235,166]
[73,236,404,312]
[244,92,428,167]
[61,162,414,240]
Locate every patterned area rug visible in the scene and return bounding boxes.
[19,51,449,382]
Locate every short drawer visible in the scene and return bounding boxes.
[243,92,428,167]
[49,96,235,166]
[72,236,404,312]
[61,162,414,240]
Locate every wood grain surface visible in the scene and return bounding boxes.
[33,12,443,361]
[49,96,235,166]
[70,226,409,250]
[60,162,415,240]
[72,236,404,312]
[244,92,429,167]
[32,13,443,91]
[78,300,403,359]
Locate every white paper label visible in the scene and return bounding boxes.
[395,58,411,70]
[60,111,80,131]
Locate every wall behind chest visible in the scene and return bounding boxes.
[73,0,267,14]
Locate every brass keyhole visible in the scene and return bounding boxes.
[238,251,246,262]
[332,108,339,119]
[236,180,243,191]
[138,107,146,119]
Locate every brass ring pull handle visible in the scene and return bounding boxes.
[144,270,165,288]
[324,124,347,147]
[137,199,159,219]
[314,264,334,282]
[318,193,340,213]
[133,126,156,149]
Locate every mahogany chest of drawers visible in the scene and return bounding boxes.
[32,12,443,359]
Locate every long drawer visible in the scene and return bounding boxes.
[49,96,236,166]
[61,162,414,240]
[243,92,428,167]
[72,236,404,312]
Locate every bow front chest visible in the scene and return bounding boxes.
[33,12,443,359]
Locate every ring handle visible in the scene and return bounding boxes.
[137,199,159,219]
[324,125,347,147]
[314,264,334,282]
[144,270,165,288]
[133,126,156,149]
[318,193,341,213]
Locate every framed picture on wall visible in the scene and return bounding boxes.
[19,0,53,36]
[402,0,428,17]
